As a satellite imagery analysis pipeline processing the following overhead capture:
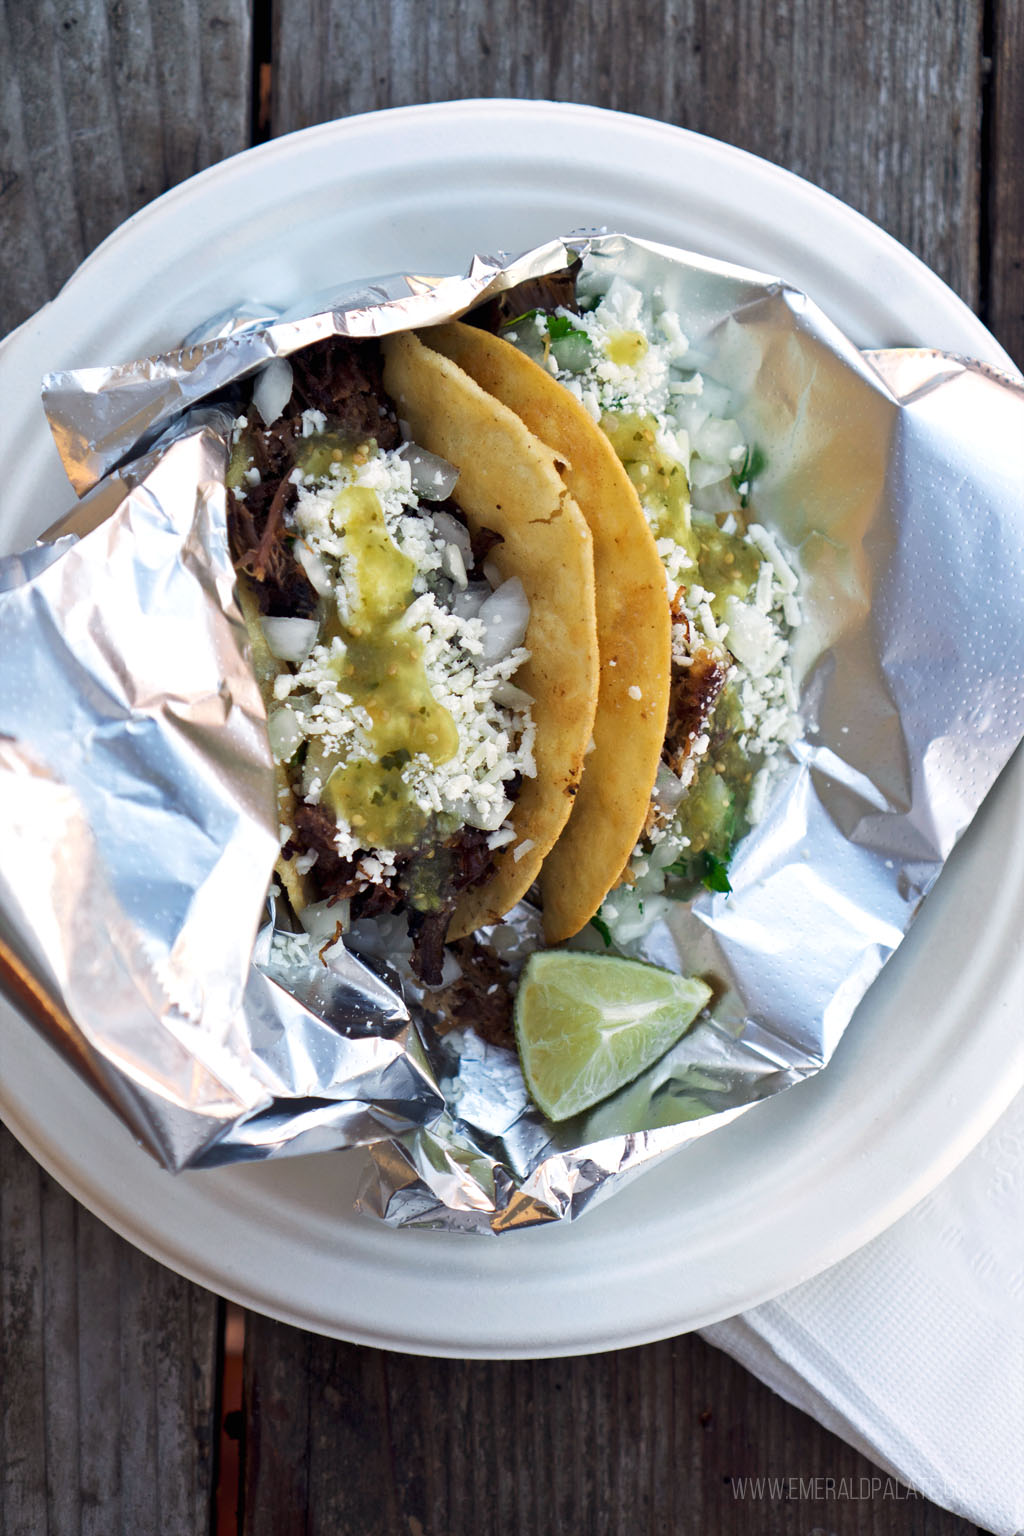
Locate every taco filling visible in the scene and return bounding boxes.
[226,336,598,983]
[427,264,802,946]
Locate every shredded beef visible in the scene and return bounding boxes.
[228,416,309,603]
[229,340,402,618]
[447,824,496,892]
[469,524,504,566]
[467,264,581,334]
[235,336,523,984]
[352,883,404,921]
[284,805,362,898]
[283,804,502,987]
[425,937,515,1050]
[406,908,451,988]
[663,647,729,780]
[406,826,497,986]
[288,339,401,450]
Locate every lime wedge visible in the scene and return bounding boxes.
[514,952,712,1122]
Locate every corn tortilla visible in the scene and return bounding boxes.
[382,331,600,938]
[417,323,671,941]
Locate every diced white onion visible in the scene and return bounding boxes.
[696,377,733,419]
[691,480,738,515]
[293,539,332,596]
[488,922,520,954]
[439,950,463,987]
[431,509,473,560]
[267,705,304,761]
[491,679,534,709]
[689,457,731,489]
[346,913,413,970]
[252,358,294,426]
[693,414,744,466]
[672,400,710,439]
[442,542,468,587]
[652,762,686,812]
[298,897,350,944]
[261,615,318,663]
[607,891,674,945]
[398,443,460,500]
[478,578,530,663]
[451,583,489,621]
[649,838,683,870]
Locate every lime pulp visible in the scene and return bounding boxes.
[514,951,712,1122]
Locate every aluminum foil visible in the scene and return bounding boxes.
[0,409,442,1171]
[2,235,1022,1226]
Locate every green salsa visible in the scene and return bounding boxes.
[675,690,752,864]
[315,482,459,852]
[694,523,760,620]
[597,411,763,880]
[600,411,694,550]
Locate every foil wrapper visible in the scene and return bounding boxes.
[2,235,1022,1228]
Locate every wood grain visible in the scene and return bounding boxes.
[239,1314,982,1536]
[989,0,1024,365]
[1,4,1021,1533]
[0,1123,221,1536]
[0,0,252,338]
[270,0,983,305]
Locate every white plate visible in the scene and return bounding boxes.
[1,101,1022,1358]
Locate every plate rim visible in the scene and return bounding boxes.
[1,99,1022,1357]
[24,100,1016,374]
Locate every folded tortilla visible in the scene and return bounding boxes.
[381,331,602,938]
[415,323,671,941]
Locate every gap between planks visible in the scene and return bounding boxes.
[215,1303,247,1536]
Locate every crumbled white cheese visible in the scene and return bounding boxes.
[270,443,536,880]
[301,408,327,437]
[528,281,803,944]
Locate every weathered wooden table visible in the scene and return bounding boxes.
[2,4,1020,1532]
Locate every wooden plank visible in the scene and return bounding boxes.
[0,1127,47,1535]
[988,0,1024,365]
[239,1321,981,1534]
[0,0,252,339]
[271,0,982,304]
[241,1314,312,1536]
[0,1123,221,1535]
[248,28,996,1524]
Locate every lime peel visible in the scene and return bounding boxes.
[514,951,712,1122]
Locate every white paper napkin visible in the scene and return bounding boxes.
[701,1087,1024,1536]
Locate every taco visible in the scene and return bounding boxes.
[226,333,599,983]
[414,320,672,943]
[417,266,802,944]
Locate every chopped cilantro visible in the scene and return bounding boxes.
[590,914,613,947]
[701,852,733,894]
[731,444,766,508]
[546,314,590,344]
[500,308,539,330]
[664,850,733,894]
